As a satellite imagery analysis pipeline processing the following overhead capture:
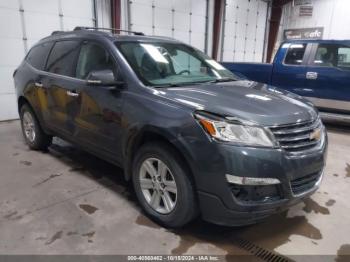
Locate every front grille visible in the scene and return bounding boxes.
[269,118,322,153]
[290,172,321,195]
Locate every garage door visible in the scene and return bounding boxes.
[222,0,268,62]
[128,0,208,52]
[0,0,95,121]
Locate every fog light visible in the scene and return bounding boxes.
[225,174,281,185]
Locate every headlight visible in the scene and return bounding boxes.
[195,112,276,147]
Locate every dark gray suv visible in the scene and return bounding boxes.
[13,27,327,227]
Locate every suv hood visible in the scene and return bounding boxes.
[158,80,317,126]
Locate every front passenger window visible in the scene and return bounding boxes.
[76,43,115,79]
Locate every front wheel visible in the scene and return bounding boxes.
[132,143,198,228]
[20,104,52,150]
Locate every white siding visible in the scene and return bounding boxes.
[0,0,110,121]
[128,0,209,52]
[221,0,269,62]
[276,0,350,52]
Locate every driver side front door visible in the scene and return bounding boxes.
[73,41,124,163]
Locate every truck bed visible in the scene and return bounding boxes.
[222,62,273,84]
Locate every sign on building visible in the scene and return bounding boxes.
[294,0,312,6]
[299,5,313,16]
[283,27,324,40]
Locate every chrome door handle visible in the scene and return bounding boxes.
[306,72,318,80]
[66,90,79,97]
[35,82,43,87]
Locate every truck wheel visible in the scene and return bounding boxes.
[132,142,198,228]
[20,104,52,150]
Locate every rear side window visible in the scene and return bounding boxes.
[284,44,307,65]
[338,46,350,70]
[313,44,337,67]
[46,40,81,76]
[26,42,53,70]
[313,44,350,70]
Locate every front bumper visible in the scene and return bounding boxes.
[193,134,328,226]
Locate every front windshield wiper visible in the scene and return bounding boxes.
[152,78,236,88]
[208,77,237,83]
[152,81,208,88]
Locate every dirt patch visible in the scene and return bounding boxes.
[237,212,322,251]
[303,198,330,215]
[137,212,318,258]
[336,244,350,262]
[20,160,32,166]
[3,211,18,219]
[32,173,62,187]
[35,236,46,241]
[333,174,339,177]
[79,204,98,215]
[345,164,350,178]
[45,231,63,245]
[135,214,161,229]
[82,231,95,238]
[66,231,78,236]
[170,223,247,256]
[82,231,95,243]
[325,199,336,207]
[3,211,23,221]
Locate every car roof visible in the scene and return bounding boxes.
[39,28,182,45]
[284,39,350,45]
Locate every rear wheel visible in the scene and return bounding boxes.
[20,104,52,150]
[132,143,198,228]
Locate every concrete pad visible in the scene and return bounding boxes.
[0,120,349,260]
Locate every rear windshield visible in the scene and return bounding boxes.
[116,41,237,87]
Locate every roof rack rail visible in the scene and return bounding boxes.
[74,26,145,36]
[51,31,64,35]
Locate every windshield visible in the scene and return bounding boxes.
[116,41,238,87]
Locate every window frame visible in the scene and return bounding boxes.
[116,41,237,87]
[337,46,350,70]
[75,40,120,80]
[25,41,55,71]
[308,43,350,71]
[44,39,83,77]
[282,42,311,66]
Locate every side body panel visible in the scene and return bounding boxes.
[270,42,310,95]
[304,43,350,113]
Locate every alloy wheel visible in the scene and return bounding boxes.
[139,158,177,214]
[22,111,36,143]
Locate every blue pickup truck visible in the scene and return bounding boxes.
[223,40,350,122]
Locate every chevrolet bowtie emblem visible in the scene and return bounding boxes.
[310,128,321,141]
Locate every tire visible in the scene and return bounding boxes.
[132,142,198,228]
[20,103,52,150]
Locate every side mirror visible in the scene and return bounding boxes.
[86,69,124,89]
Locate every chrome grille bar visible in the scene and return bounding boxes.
[269,118,322,153]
